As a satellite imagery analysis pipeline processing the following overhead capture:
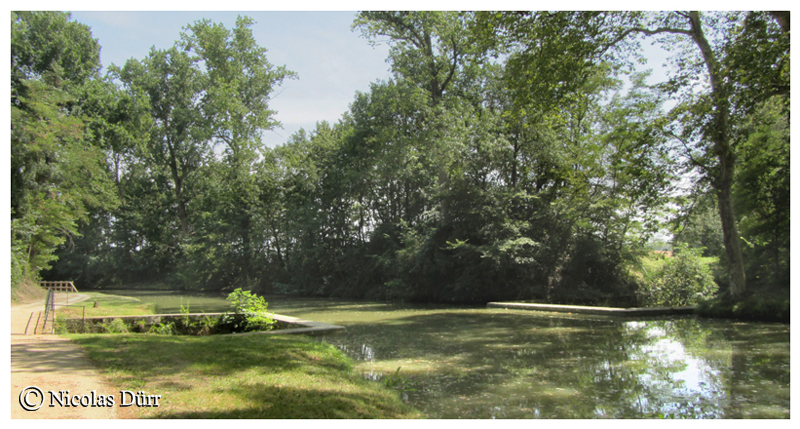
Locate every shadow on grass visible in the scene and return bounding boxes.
[71,334,349,379]
[153,384,418,418]
[69,333,419,418]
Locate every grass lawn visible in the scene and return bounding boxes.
[61,291,420,418]
[58,291,157,318]
[71,333,420,418]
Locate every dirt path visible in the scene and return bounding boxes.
[10,293,131,419]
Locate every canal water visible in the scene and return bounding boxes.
[110,290,790,418]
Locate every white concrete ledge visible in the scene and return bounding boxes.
[252,313,346,336]
[487,302,697,316]
[71,312,346,336]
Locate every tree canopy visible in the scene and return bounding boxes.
[12,11,789,309]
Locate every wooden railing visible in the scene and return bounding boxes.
[38,281,77,293]
[34,281,78,334]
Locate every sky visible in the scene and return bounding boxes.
[68,10,394,147]
[11,2,792,151]
[18,3,692,148]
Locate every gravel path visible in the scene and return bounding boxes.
[10,293,130,419]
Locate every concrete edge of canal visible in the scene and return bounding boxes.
[486,302,697,316]
[69,312,347,336]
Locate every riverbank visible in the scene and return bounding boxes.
[69,332,420,418]
[696,291,790,323]
[12,290,419,418]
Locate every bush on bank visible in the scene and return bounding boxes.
[697,291,790,323]
[637,247,718,307]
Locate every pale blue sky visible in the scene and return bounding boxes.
[69,11,393,147]
[66,9,677,148]
[20,4,746,149]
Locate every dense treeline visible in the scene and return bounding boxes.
[12,11,789,306]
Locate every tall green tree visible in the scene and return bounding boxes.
[114,46,208,239]
[354,12,479,222]
[179,16,296,286]
[621,11,789,298]
[475,10,790,299]
[11,11,118,285]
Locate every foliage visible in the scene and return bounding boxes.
[147,322,176,335]
[733,98,790,290]
[101,318,130,334]
[223,288,274,331]
[673,194,724,258]
[10,12,119,287]
[697,291,789,323]
[625,11,788,299]
[20,11,787,314]
[638,247,718,307]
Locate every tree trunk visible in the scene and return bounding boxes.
[688,11,747,298]
[174,177,190,237]
[166,136,190,238]
[716,177,747,298]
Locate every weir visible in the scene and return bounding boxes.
[486,302,697,316]
[68,312,346,336]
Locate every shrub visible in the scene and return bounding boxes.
[101,318,130,334]
[697,292,790,322]
[638,247,718,307]
[223,288,275,332]
[147,322,176,335]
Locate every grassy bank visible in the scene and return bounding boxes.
[10,278,47,304]
[58,291,157,318]
[696,290,790,323]
[59,291,419,418]
[71,333,420,418]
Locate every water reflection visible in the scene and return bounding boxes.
[271,299,789,419]
[108,291,790,418]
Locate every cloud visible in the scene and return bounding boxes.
[68,11,393,147]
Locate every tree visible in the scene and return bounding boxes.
[179,16,297,285]
[354,12,479,222]
[97,16,295,289]
[475,11,790,299]
[354,12,471,106]
[11,11,101,96]
[621,11,789,298]
[182,15,296,167]
[11,12,118,284]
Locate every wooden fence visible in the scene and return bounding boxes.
[38,281,77,293]
[33,281,78,334]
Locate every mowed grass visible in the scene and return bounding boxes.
[61,291,420,417]
[58,291,157,318]
[68,326,420,418]
[71,333,419,418]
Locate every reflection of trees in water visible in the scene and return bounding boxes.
[725,323,790,418]
[300,305,789,418]
[660,318,790,418]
